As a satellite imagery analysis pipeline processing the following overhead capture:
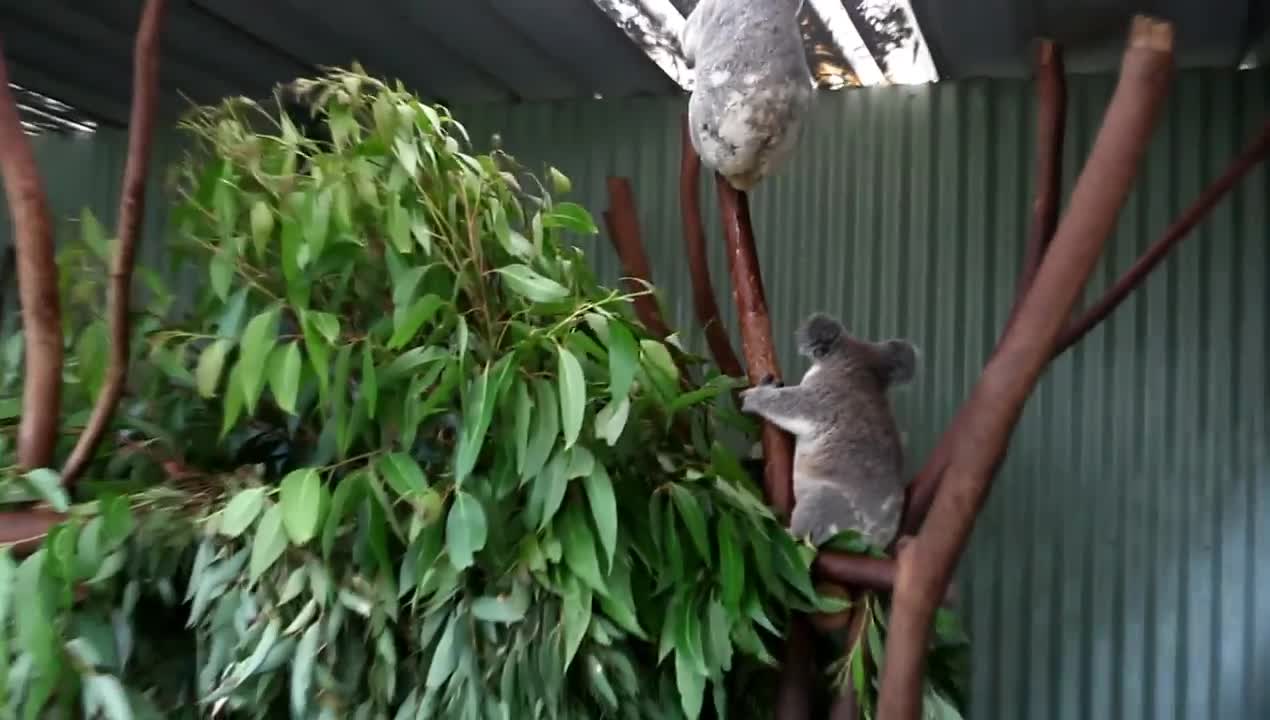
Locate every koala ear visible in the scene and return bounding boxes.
[796,312,843,357]
[878,339,918,386]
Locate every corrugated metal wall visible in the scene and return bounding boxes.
[3,67,1269,718]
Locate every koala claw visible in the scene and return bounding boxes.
[758,374,782,387]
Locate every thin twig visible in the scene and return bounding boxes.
[0,43,62,470]
[62,0,168,486]
[680,115,744,377]
[877,16,1175,719]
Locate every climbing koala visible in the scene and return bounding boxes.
[680,0,814,191]
[738,312,917,548]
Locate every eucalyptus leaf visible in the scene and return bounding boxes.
[24,468,68,513]
[556,345,586,449]
[521,378,560,484]
[196,339,231,398]
[239,307,279,414]
[269,341,303,414]
[582,465,617,569]
[445,491,487,570]
[250,504,289,581]
[495,264,570,303]
[606,321,638,400]
[378,453,427,498]
[279,468,322,544]
[220,487,267,538]
[291,623,321,717]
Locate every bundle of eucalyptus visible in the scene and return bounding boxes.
[0,65,975,719]
[1,67,840,720]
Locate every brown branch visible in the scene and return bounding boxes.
[814,552,958,605]
[1010,39,1067,325]
[603,177,675,340]
[903,114,1270,540]
[775,612,815,720]
[0,508,65,557]
[0,43,62,470]
[1054,117,1270,354]
[714,179,794,516]
[828,606,871,720]
[714,176,809,720]
[903,39,1069,536]
[680,115,744,377]
[61,0,168,486]
[877,16,1174,719]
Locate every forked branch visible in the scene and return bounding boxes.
[904,37,1069,536]
[904,75,1270,538]
[877,17,1175,719]
[0,43,62,469]
[62,0,168,486]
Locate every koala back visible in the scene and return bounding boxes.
[789,318,916,547]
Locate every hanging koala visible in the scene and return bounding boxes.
[739,313,917,548]
[680,0,814,191]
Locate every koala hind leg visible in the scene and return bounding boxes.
[790,481,867,547]
[791,480,900,549]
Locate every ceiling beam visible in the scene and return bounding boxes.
[590,0,692,90]
[804,0,886,85]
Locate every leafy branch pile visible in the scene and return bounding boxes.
[0,68,853,719]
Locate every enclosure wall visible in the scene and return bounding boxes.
[2,67,1268,719]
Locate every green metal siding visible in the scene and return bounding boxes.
[3,67,1268,718]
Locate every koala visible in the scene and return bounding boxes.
[680,0,813,191]
[738,313,917,548]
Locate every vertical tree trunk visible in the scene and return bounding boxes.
[0,43,62,470]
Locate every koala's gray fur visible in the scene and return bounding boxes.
[739,313,917,548]
[680,0,813,191]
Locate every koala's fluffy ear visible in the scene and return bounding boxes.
[877,339,918,386]
[796,312,844,358]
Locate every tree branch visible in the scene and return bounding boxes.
[714,176,810,720]
[0,42,62,470]
[828,606,871,720]
[904,96,1270,540]
[903,39,1069,536]
[1055,117,1270,354]
[604,176,675,340]
[680,115,744,377]
[877,16,1174,719]
[1010,39,1067,325]
[0,508,65,557]
[714,179,794,516]
[61,0,168,487]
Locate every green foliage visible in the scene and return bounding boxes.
[0,66,938,719]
